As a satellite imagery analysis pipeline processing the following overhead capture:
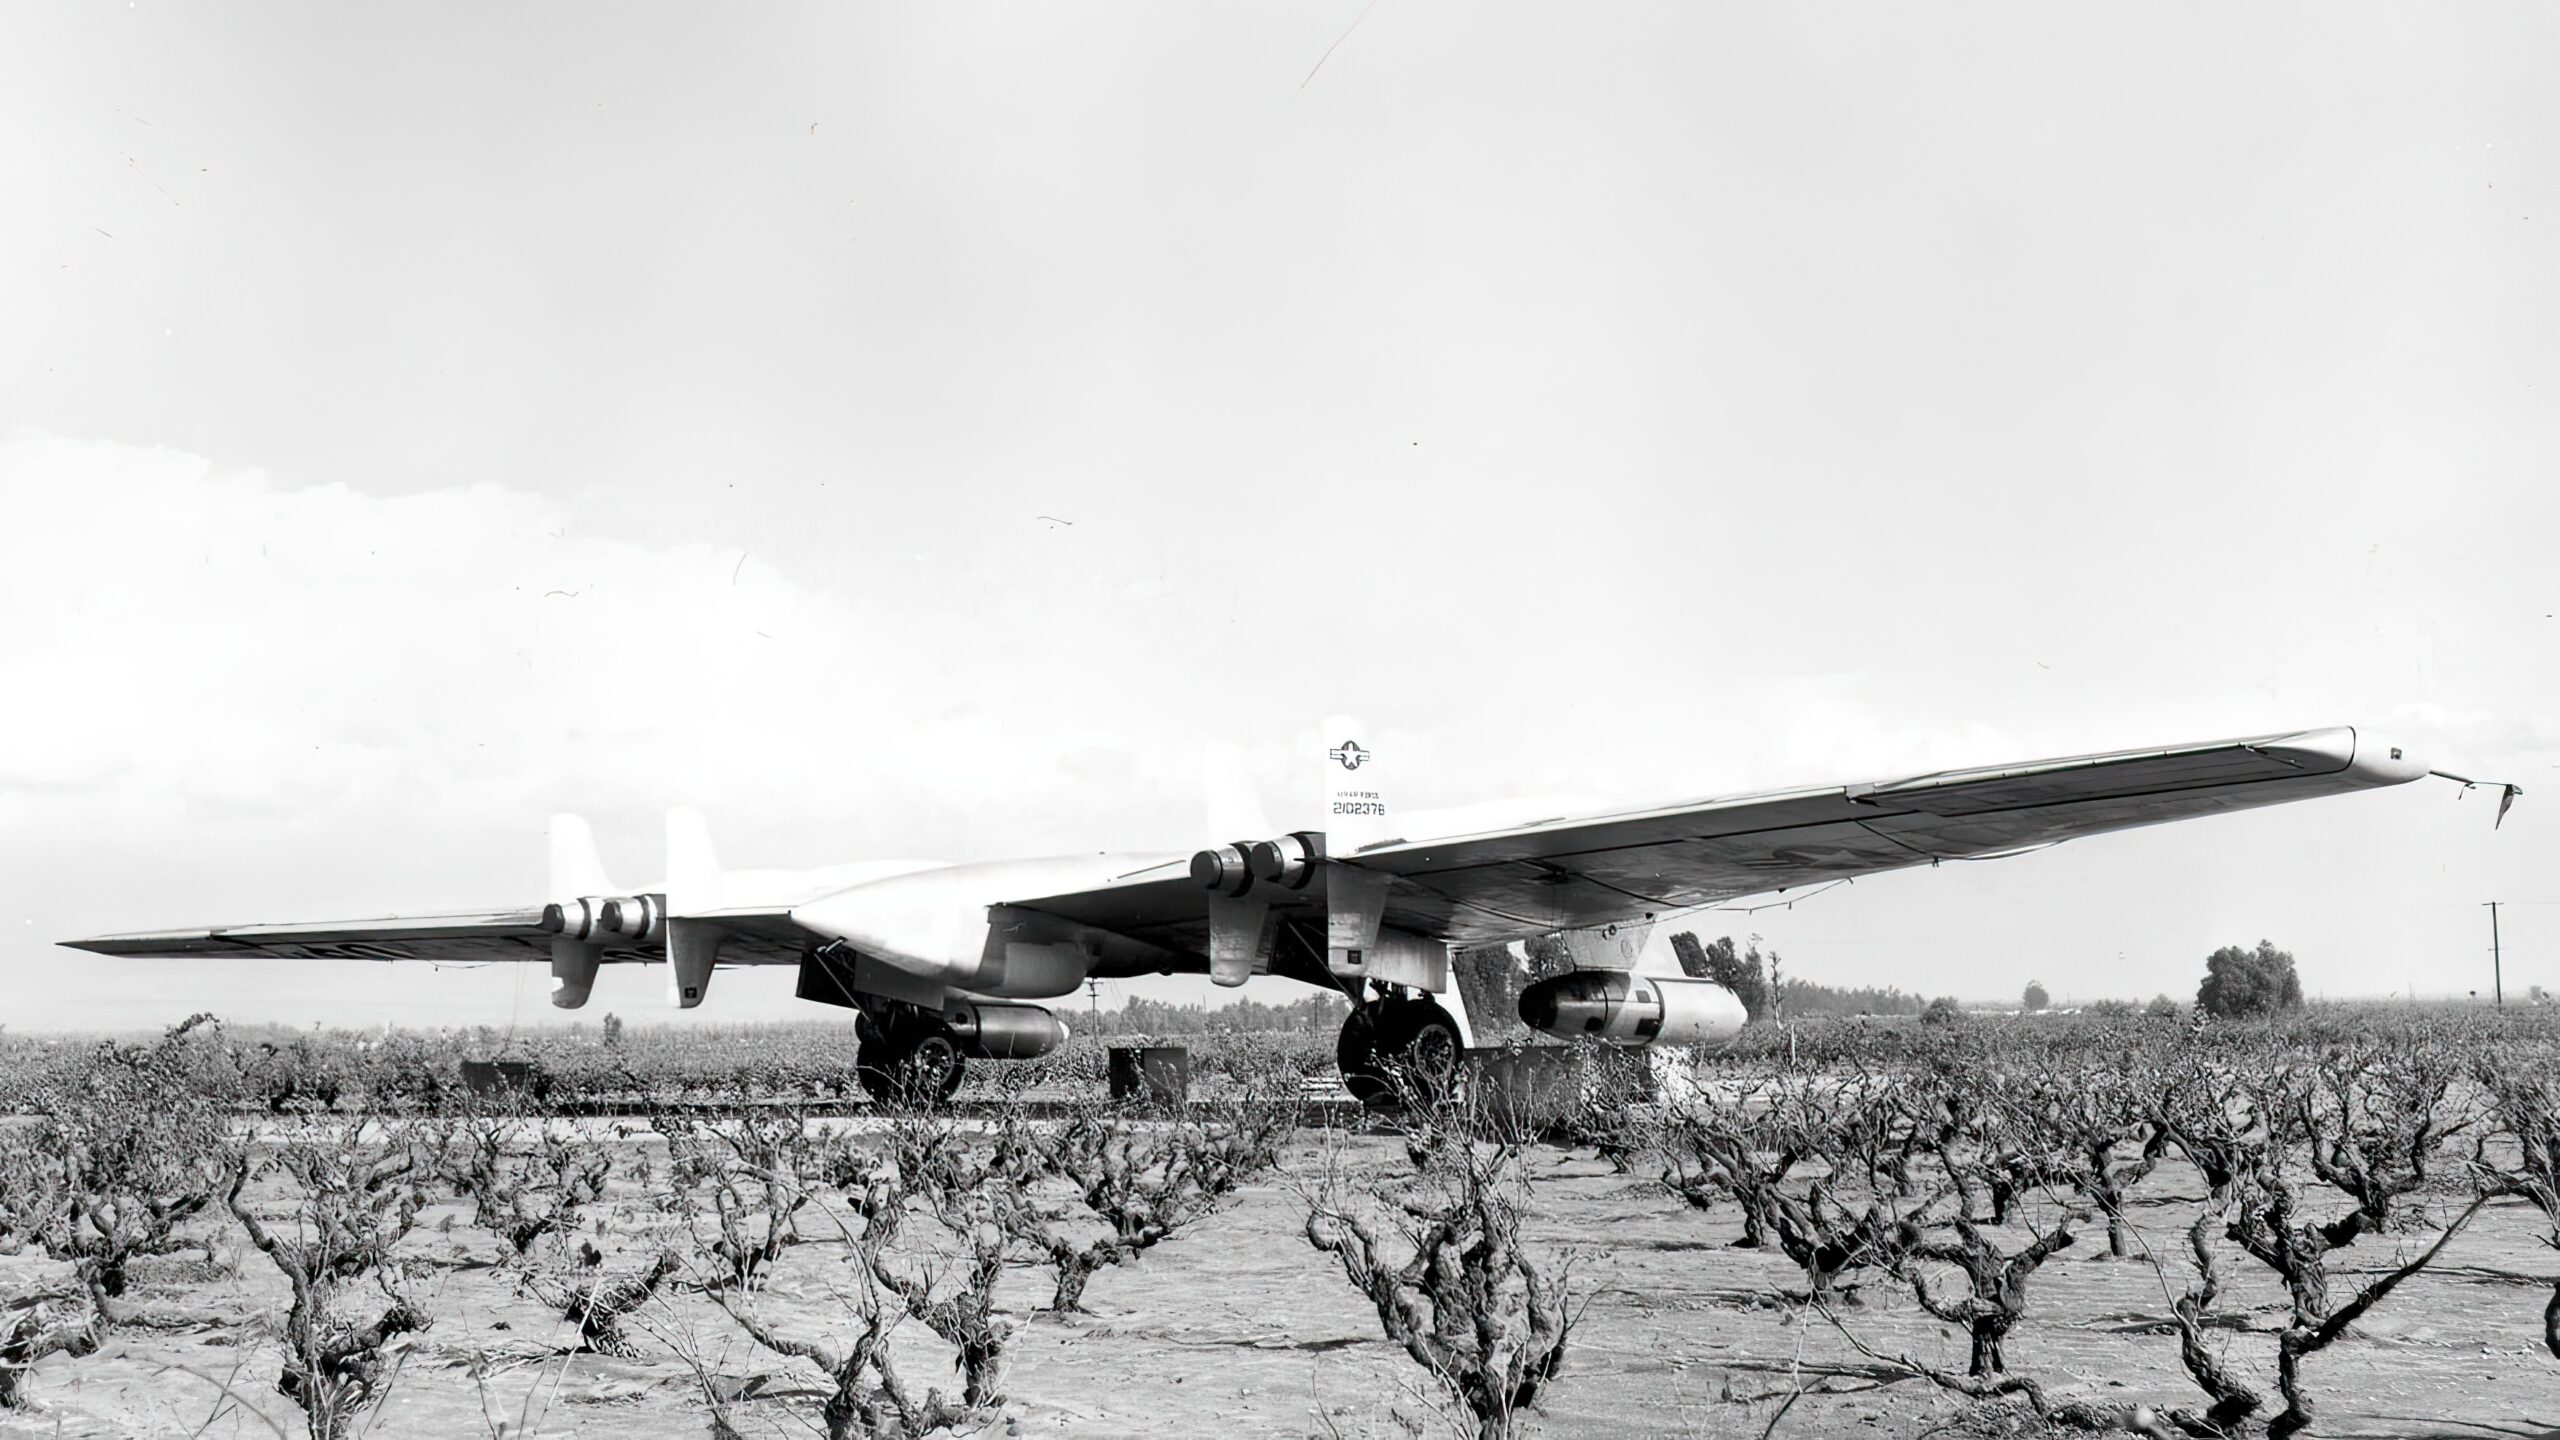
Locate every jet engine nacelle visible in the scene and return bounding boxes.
[539,895,662,945]
[1189,832,1324,896]
[1518,970,1744,1047]
[944,1001,1068,1060]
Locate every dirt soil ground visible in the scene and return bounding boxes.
[7,1129,2560,1439]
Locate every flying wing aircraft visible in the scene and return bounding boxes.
[66,721,2479,1104]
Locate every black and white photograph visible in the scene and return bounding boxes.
[2,4,2554,1437]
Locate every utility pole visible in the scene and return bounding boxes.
[2485,902,2504,1007]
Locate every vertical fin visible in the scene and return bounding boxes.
[549,936,602,1010]
[664,808,725,1008]
[1325,865,1390,978]
[1203,740,1276,840]
[1207,893,1279,987]
[547,813,613,900]
[1320,715,1397,984]
[1321,714,1393,853]
[665,808,724,914]
[546,814,608,1009]
[666,919,724,1009]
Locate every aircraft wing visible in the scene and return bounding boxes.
[64,807,823,987]
[62,907,809,964]
[1008,726,2429,951]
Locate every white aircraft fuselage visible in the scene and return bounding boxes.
[788,853,1192,999]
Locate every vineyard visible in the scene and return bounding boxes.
[0,1018,1346,1115]
[4,1008,2560,1438]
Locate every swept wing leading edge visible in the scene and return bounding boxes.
[1003,726,2428,949]
[64,726,2429,968]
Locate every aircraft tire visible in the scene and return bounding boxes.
[1337,997,1463,1111]
[857,1021,966,1107]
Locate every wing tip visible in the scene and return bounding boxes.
[2333,728,2427,787]
[59,933,182,956]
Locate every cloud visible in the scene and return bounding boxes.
[2382,702,2560,772]
[0,434,1207,867]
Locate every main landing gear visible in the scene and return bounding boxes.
[855,1004,966,1106]
[1336,986,1462,1110]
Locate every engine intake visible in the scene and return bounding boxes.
[1519,970,1743,1047]
[1189,843,1255,896]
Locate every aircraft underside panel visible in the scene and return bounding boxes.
[1342,927,1446,994]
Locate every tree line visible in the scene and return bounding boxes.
[1674,932,2318,1024]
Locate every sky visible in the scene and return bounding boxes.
[2,3,2554,1034]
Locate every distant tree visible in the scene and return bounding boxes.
[1670,934,1771,1025]
[2145,994,2184,1020]
[2021,981,2050,1013]
[1079,992,1350,1038]
[2196,941,2303,1019]
[1776,978,1927,1019]
[1921,996,1964,1027]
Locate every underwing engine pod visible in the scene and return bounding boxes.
[1518,971,1745,1047]
[1188,831,1321,987]
[539,813,643,1010]
[943,1001,1068,1060]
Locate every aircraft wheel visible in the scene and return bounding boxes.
[1337,997,1463,1111]
[914,1029,967,1103]
[1335,1006,1381,1104]
[858,1022,966,1107]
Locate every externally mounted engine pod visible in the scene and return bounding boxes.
[1189,831,1326,896]
[1245,831,1324,889]
[1517,970,1744,1047]
[942,1000,1070,1061]
[537,894,663,946]
[1188,842,1257,897]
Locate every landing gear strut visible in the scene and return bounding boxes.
[1336,988,1462,1110]
[855,1006,966,1106]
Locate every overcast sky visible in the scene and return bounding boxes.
[3,3,2553,1034]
